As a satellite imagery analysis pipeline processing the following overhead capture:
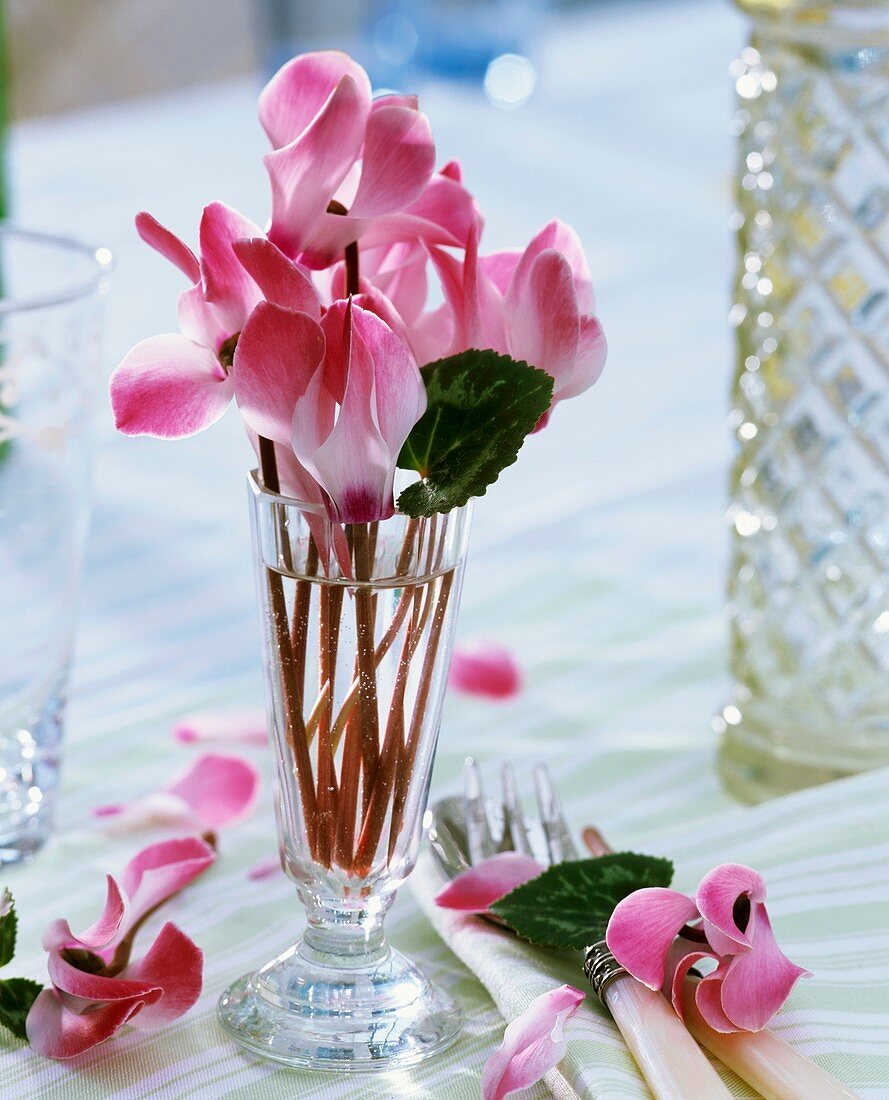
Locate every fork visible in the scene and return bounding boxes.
[430,759,731,1100]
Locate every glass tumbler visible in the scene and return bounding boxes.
[0,226,111,863]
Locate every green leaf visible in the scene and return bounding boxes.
[0,890,16,968]
[0,977,42,1041]
[491,852,674,950]
[397,349,553,517]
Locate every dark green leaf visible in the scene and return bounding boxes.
[397,349,553,517]
[491,853,674,950]
[0,891,16,968]
[0,977,42,1041]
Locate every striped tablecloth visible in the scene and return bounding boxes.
[2,0,886,1096]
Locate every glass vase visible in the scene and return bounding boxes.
[718,1,889,801]
[218,475,471,1070]
[0,226,111,863]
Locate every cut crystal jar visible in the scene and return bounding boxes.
[720,1,889,800]
[218,475,470,1069]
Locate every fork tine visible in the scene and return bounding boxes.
[534,763,579,864]
[463,757,495,864]
[500,761,531,856]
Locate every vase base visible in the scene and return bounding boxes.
[217,940,462,1072]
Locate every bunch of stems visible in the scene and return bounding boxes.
[254,222,455,875]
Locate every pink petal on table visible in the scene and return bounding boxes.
[173,708,269,746]
[717,906,811,1031]
[265,74,368,260]
[198,202,263,334]
[41,875,127,953]
[606,887,700,991]
[123,922,203,1029]
[695,862,767,953]
[166,753,260,830]
[135,211,200,283]
[119,836,216,929]
[233,301,326,445]
[109,334,233,439]
[26,986,152,1059]
[232,237,322,315]
[259,50,371,150]
[449,644,522,701]
[47,950,159,1004]
[348,105,435,218]
[435,852,543,914]
[93,791,197,834]
[481,984,586,1100]
[247,855,283,881]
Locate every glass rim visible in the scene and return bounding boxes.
[0,223,113,315]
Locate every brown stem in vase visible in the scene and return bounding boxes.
[258,436,318,856]
[387,569,454,861]
[290,538,318,714]
[353,586,425,873]
[351,523,381,809]
[314,582,340,867]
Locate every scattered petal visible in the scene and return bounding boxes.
[172,708,268,746]
[247,855,283,881]
[436,852,543,914]
[481,985,585,1100]
[449,644,522,700]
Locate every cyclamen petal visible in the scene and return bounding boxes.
[198,202,263,334]
[716,907,811,1031]
[135,212,200,283]
[265,74,369,261]
[435,852,543,914]
[119,836,216,931]
[93,791,196,834]
[123,921,203,1029]
[232,237,322,315]
[173,707,269,746]
[259,50,372,150]
[165,753,260,830]
[606,887,700,991]
[109,335,233,439]
[26,986,154,1059]
[481,985,586,1100]
[449,644,522,701]
[695,862,767,953]
[348,105,435,218]
[233,301,326,445]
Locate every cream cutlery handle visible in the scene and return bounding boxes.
[681,978,861,1100]
[604,975,732,1100]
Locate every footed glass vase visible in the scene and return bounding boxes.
[218,475,471,1070]
[719,0,889,800]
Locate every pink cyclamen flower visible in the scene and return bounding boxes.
[234,298,426,524]
[110,205,319,439]
[93,752,260,834]
[27,837,213,1058]
[430,218,607,422]
[259,50,436,268]
[606,862,811,1033]
[449,643,522,701]
[173,707,268,746]
[435,852,542,915]
[482,985,586,1100]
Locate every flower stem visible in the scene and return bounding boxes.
[258,435,318,856]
